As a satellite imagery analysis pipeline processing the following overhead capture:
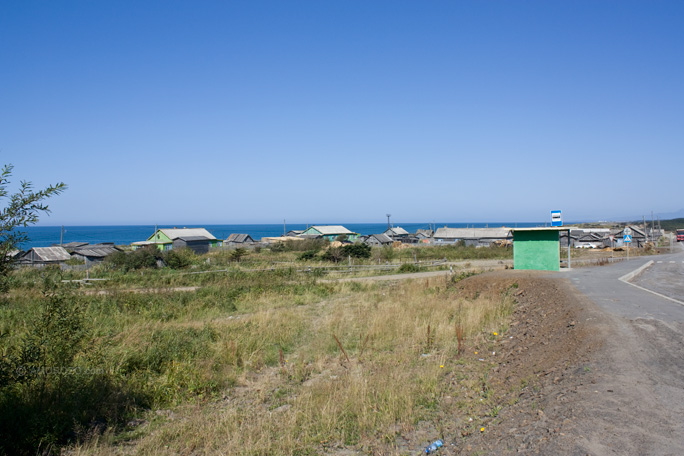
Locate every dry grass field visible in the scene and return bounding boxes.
[38,271,515,456]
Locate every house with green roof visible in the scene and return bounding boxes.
[300,225,359,242]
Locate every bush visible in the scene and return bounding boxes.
[297,250,318,261]
[398,263,420,273]
[340,243,371,259]
[229,248,248,263]
[164,248,196,269]
[381,246,396,261]
[321,247,343,263]
[0,279,136,455]
[106,246,162,271]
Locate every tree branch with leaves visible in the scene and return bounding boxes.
[0,164,67,292]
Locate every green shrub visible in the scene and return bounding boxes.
[163,248,196,269]
[398,263,420,273]
[380,246,396,261]
[229,248,248,262]
[297,250,318,261]
[321,247,343,263]
[106,246,162,271]
[340,243,371,259]
[0,279,137,455]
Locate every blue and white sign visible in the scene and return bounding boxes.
[551,210,562,227]
[624,234,632,243]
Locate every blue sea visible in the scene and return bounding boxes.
[18,222,543,250]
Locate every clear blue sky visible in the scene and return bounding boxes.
[2,1,683,225]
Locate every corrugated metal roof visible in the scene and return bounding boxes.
[159,228,216,241]
[385,227,409,236]
[307,225,354,235]
[434,227,513,239]
[175,236,213,242]
[371,233,393,244]
[28,247,71,262]
[73,245,120,258]
[226,233,254,243]
[60,242,89,250]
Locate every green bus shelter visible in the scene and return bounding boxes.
[512,227,570,271]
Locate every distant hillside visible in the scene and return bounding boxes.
[660,218,684,231]
[629,218,684,231]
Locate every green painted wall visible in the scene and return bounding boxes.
[513,230,560,271]
[300,227,359,242]
[147,230,173,243]
[301,227,321,236]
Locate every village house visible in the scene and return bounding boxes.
[383,227,409,241]
[299,225,359,242]
[362,233,394,247]
[225,233,256,246]
[432,227,512,247]
[18,246,71,266]
[610,226,647,248]
[70,244,121,263]
[132,228,222,252]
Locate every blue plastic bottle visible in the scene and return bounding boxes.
[425,439,443,454]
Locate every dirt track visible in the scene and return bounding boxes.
[454,268,684,455]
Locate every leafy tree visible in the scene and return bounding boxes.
[340,243,371,259]
[0,164,66,292]
[0,278,134,455]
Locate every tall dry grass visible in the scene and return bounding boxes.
[71,275,516,455]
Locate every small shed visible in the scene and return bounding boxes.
[19,247,71,266]
[512,227,569,271]
[225,233,256,246]
[71,244,121,263]
[433,227,512,247]
[172,236,213,254]
[363,233,394,246]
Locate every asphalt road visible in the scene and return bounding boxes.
[630,243,684,303]
[550,244,684,455]
[563,244,684,320]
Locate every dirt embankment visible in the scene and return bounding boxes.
[447,271,604,454]
[454,270,684,456]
